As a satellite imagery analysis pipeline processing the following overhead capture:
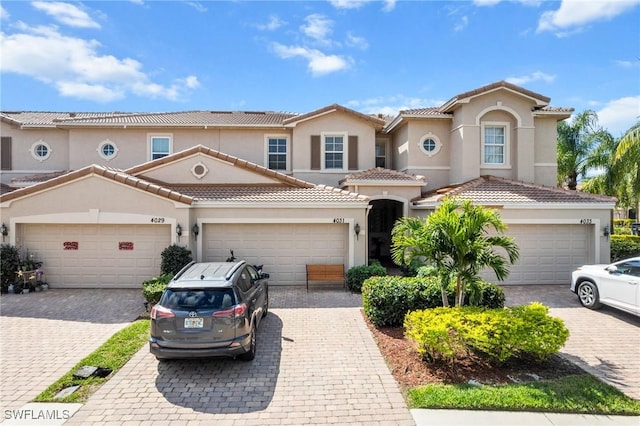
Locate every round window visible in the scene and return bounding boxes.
[30,140,52,161]
[191,162,209,179]
[98,140,118,160]
[418,134,442,157]
[423,138,436,152]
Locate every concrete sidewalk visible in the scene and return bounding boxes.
[411,409,640,425]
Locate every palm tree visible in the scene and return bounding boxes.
[615,122,640,215]
[557,110,602,190]
[391,198,520,307]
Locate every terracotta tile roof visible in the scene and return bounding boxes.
[340,168,425,186]
[0,183,15,195]
[397,107,452,118]
[1,110,298,128]
[164,184,369,204]
[445,80,551,107]
[11,171,70,185]
[126,145,315,189]
[0,165,194,205]
[283,104,386,129]
[415,176,616,206]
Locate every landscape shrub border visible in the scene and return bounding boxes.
[610,235,640,262]
[362,275,505,327]
[404,303,569,364]
[346,262,386,292]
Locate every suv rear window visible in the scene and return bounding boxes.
[160,288,235,310]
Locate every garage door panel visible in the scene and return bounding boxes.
[22,224,170,289]
[482,224,590,285]
[205,223,348,286]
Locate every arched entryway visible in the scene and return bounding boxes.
[368,199,404,267]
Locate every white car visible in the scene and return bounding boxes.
[571,257,640,316]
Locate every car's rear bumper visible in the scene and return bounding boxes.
[149,334,251,359]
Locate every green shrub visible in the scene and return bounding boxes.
[142,273,173,305]
[346,262,386,292]
[362,276,505,327]
[0,244,21,290]
[404,303,569,364]
[611,235,640,261]
[614,219,634,230]
[160,244,193,275]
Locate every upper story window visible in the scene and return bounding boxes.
[149,134,172,160]
[482,123,509,166]
[97,140,118,161]
[418,133,442,157]
[266,135,289,171]
[324,133,345,169]
[30,140,52,162]
[375,140,387,168]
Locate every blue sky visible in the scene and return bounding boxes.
[1,0,639,136]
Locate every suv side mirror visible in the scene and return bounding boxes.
[260,272,270,279]
[606,265,618,274]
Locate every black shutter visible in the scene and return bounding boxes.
[0,137,11,170]
[348,135,358,170]
[311,135,321,170]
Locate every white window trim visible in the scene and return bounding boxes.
[97,139,119,161]
[29,140,52,162]
[375,139,388,168]
[321,131,348,172]
[264,134,290,172]
[148,133,173,161]
[418,133,442,157]
[481,121,510,168]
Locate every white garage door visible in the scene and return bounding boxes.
[21,224,171,289]
[482,224,591,285]
[204,223,348,286]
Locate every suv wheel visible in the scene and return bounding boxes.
[577,281,602,309]
[240,325,256,361]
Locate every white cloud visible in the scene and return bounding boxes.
[328,0,396,12]
[271,43,350,76]
[345,32,368,50]
[454,16,469,32]
[597,96,640,137]
[300,14,333,44]
[1,5,9,20]
[329,0,368,10]
[506,71,556,85]
[185,1,207,13]
[0,24,198,102]
[347,94,445,116]
[257,15,286,31]
[615,59,640,68]
[31,1,100,29]
[537,0,640,35]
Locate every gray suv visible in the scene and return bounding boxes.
[149,261,269,361]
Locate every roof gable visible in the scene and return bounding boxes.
[0,165,194,205]
[440,80,550,112]
[126,145,314,188]
[283,104,386,129]
[415,175,617,206]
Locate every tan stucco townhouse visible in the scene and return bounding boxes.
[0,81,615,288]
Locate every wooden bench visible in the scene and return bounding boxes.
[306,264,346,291]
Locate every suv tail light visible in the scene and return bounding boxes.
[150,305,175,319]
[212,303,247,318]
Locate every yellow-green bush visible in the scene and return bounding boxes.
[404,303,569,364]
[611,235,640,261]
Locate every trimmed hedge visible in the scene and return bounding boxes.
[611,235,640,262]
[160,244,193,275]
[404,303,569,364]
[362,276,505,327]
[346,262,387,292]
[141,273,173,305]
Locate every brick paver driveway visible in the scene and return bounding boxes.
[0,289,145,415]
[66,287,414,425]
[503,285,640,400]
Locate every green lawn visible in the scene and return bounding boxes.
[34,319,150,403]
[408,374,640,415]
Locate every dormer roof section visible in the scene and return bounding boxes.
[283,104,386,130]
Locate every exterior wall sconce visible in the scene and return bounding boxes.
[192,224,199,238]
[354,223,361,240]
[1,223,7,242]
[603,225,610,238]
[176,224,182,237]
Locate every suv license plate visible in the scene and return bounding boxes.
[184,318,204,328]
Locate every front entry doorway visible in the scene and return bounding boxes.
[368,199,404,267]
